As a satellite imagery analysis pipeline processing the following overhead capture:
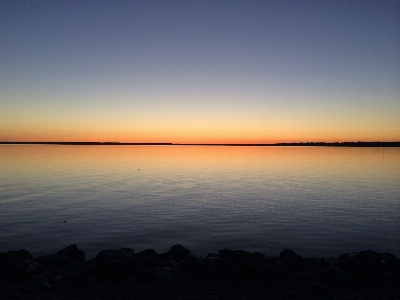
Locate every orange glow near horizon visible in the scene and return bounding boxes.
[3,144,400,180]
[2,108,400,144]
[2,129,399,144]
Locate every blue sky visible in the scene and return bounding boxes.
[1,1,399,143]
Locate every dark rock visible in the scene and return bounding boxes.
[135,249,158,267]
[305,257,329,274]
[2,259,41,281]
[264,256,278,264]
[166,244,190,262]
[73,264,102,285]
[257,263,291,280]
[219,249,246,259]
[93,248,165,282]
[100,258,137,281]
[206,252,219,258]
[334,250,392,284]
[219,250,261,278]
[252,251,266,260]
[181,255,199,275]
[57,244,85,263]
[387,258,400,277]
[40,272,73,288]
[318,266,357,286]
[286,270,323,286]
[0,249,40,280]
[269,270,331,295]
[136,249,158,260]
[35,253,88,287]
[93,248,135,266]
[381,252,397,263]
[165,259,179,269]
[155,252,171,263]
[0,249,33,264]
[1,245,399,299]
[197,257,220,277]
[35,254,79,270]
[153,266,181,284]
[279,249,305,270]
[181,255,221,277]
[380,253,400,277]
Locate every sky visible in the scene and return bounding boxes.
[1,0,399,144]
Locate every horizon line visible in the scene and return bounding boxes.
[1,141,399,147]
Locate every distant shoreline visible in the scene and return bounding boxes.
[0,141,399,147]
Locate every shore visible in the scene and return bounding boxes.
[1,141,399,147]
[1,244,399,299]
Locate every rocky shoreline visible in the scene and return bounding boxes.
[1,244,399,299]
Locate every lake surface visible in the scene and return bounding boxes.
[1,145,399,259]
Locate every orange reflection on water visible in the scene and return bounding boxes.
[2,145,399,182]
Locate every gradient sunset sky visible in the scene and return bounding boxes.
[1,1,399,143]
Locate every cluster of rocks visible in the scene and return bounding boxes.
[1,244,399,299]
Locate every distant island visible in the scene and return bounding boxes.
[1,141,399,147]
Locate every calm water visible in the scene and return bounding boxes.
[1,145,399,259]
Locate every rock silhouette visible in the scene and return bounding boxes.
[1,245,399,299]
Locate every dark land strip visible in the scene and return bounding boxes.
[1,141,399,147]
[1,245,399,299]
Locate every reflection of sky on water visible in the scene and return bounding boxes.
[1,145,399,258]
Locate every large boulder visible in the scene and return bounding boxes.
[257,262,291,281]
[268,270,331,296]
[35,251,89,288]
[197,256,219,276]
[305,257,329,274]
[166,244,190,262]
[218,249,264,278]
[57,244,85,263]
[93,248,135,266]
[279,249,305,270]
[100,258,137,281]
[136,249,158,260]
[0,249,41,280]
[334,250,395,284]
[35,254,78,270]
[153,266,182,284]
[181,255,199,275]
[318,266,357,286]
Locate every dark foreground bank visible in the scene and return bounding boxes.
[1,245,399,300]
